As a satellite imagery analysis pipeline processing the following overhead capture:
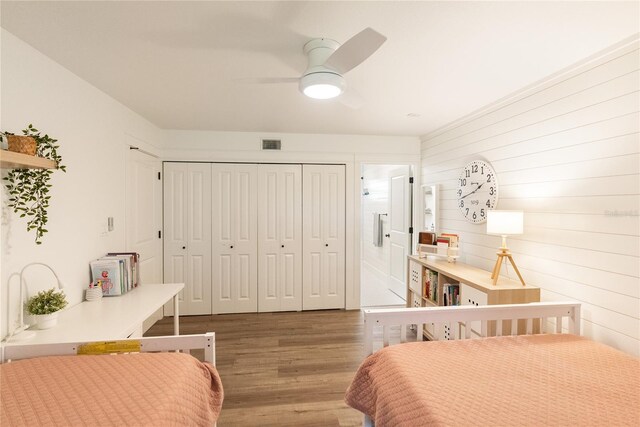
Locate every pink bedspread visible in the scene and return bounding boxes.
[1,352,223,426]
[346,334,640,426]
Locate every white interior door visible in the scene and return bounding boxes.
[212,163,258,314]
[388,166,412,299]
[303,165,346,310]
[258,164,302,312]
[126,149,162,285]
[126,148,163,330]
[163,163,212,315]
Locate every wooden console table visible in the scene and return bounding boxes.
[407,255,540,339]
[3,283,184,346]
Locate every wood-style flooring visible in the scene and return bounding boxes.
[146,310,374,426]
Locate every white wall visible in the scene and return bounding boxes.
[0,30,164,338]
[162,130,421,309]
[361,164,399,276]
[421,35,640,356]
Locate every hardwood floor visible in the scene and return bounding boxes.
[146,310,370,426]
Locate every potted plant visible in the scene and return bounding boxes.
[26,288,68,329]
[2,124,66,244]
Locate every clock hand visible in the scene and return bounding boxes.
[460,180,487,200]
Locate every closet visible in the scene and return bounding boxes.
[163,163,212,315]
[163,162,345,314]
[303,165,345,310]
[211,163,258,314]
[257,164,303,312]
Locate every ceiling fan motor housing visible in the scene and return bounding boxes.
[300,38,346,98]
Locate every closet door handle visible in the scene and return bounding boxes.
[384,234,390,238]
[182,246,186,250]
[325,244,328,247]
[230,245,234,249]
[281,245,285,248]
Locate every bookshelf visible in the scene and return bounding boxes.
[407,255,540,340]
[0,149,56,169]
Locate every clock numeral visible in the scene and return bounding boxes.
[457,189,462,197]
[480,209,485,217]
[465,170,470,178]
[489,187,495,195]
[465,208,469,215]
[486,200,491,208]
[487,174,492,183]
[459,178,467,186]
[473,212,477,220]
[481,166,484,174]
[459,200,464,208]
[471,165,478,173]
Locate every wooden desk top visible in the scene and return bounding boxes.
[3,283,184,346]
[408,255,539,293]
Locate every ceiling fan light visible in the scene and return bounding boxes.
[299,72,345,100]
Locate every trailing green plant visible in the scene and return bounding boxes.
[26,288,68,315]
[2,124,66,244]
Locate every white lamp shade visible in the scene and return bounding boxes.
[487,210,523,235]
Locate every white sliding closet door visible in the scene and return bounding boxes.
[163,163,212,315]
[258,164,303,312]
[212,164,258,314]
[302,165,346,310]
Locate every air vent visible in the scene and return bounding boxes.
[262,139,281,150]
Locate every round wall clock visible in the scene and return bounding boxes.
[457,160,498,223]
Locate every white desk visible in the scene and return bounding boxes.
[4,283,184,346]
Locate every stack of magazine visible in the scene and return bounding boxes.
[89,253,140,296]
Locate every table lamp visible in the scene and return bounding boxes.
[487,210,526,286]
[6,262,64,342]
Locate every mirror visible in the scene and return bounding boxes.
[422,184,438,234]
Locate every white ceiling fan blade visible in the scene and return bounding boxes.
[324,28,387,75]
[234,77,300,84]
[339,87,364,109]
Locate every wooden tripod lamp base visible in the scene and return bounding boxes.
[491,247,526,286]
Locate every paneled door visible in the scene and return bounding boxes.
[125,148,163,330]
[163,162,212,315]
[302,165,346,310]
[257,164,303,312]
[125,148,162,286]
[388,166,412,299]
[211,163,258,314]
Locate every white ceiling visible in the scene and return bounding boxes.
[1,1,638,136]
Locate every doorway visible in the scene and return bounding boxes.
[360,164,413,307]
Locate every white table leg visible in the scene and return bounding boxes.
[173,295,179,335]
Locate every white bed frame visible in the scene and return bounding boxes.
[361,302,581,427]
[364,302,581,355]
[0,332,215,365]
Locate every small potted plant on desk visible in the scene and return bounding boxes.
[26,288,68,329]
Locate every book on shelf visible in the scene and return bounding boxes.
[440,233,459,247]
[442,283,460,306]
[90,259,123,296]
[107,252,140,288]
[90,252,140,296]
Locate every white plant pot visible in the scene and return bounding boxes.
[35,312,59,330]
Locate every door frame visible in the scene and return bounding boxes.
[354,156,421,309]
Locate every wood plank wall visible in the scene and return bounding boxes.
[420,36,640,356]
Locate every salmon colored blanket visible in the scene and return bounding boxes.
[346,334,640,426]
[1,352,223,426]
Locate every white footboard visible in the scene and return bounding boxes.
[364,302,580,355]
[1,332,216,365]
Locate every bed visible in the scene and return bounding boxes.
[0,333,223,426]
[345,303,640,427]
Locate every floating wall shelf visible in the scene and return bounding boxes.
[0,150,56,169]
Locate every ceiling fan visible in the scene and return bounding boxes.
[252,27,387,107]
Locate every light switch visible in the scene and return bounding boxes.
[108,217,114,232]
